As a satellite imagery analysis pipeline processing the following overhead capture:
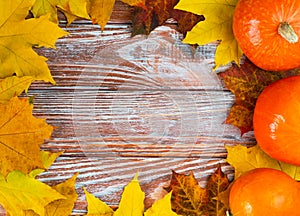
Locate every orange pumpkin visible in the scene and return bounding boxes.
[229,168,300,215]
[233,0,300,71]
[253,75,300,165]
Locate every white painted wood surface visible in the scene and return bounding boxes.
[2,2,257,214]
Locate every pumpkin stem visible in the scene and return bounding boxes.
[278,22,298,44]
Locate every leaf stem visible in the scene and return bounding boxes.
[278,22,298,43]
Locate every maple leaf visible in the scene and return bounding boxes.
[31,0,90,25]
[204,164,230,216]
[166,166,230,216]
[29,150,64,177]
[89,0,146,31]
[132,0,204,36]
[40,150,64,170]
[0,170,65,215]
[0,76,34,104]
[32,0,146,30]
[174,0,243,68]
[114,173,145,216]
[88,0,116,30]
[25,173,79,216]
[226,144,300,180]
[214,184,232,213]
[0,97,53,176]
[84,173,144,216]
[165,170,207,215]
[144,192,178,216]
[84,188,114,216]
[218,59,300,134]
[0,0,68,84]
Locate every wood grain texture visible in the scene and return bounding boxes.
[0,1,257,214]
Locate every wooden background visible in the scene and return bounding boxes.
[4,1,257,214]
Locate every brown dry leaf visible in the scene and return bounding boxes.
[0,76,34,104]
[226,144,300,180]
[165,170,208,216]
[0,170,65,216]
[204,164,230,215]
[218,59,300,135]
[24,173,79,216]
[0,0,68,84]
[166,166,230,216]
[132,0,204,36]
[0,97,53,176]
[214,183,232,212]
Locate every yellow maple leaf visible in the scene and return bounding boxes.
[0,97,53,176]
[0,0,68,84]
[144,192,178,216]
[226,144,300,180]
[32,0,90,25]
[84,187,114,216]
[84,173,144,216]
[89,0,145,30]
[45,173,79,215]
[29,150,64,177]
[174,0,243,68]
[88,0,115,30]
[25,173,79,216]
[114,173,145,216]
[0,76,34,104]
[32,0,145,29]
[0,170,65,215]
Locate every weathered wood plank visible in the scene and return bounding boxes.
[36,25,221,90]
[30,89,255,157]
[0,1,257,214]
